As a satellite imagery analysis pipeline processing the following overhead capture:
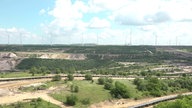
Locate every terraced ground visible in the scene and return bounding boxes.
[0,45,192,108]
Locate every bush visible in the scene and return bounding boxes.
[52,75,61,81]
[37,85,47,90]
[105,77,113,83]
[70,85,79,93]
[85,74,92,80]
[110,81,131,98]
[37,98,42,102]
[74,86,79,93]
[98,77,113,85]
[104,82,113,90]
[67,74,74,81]
[98,77,105,85]
[81,98,90,105]
[65,94,78,106]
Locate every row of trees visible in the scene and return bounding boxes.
[133,77,168,97]
[51,74,93,82]
[133,76,192,97]
[98,77,132,99]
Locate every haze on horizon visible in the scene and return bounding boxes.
[0,0,192,45]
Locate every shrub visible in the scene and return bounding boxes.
[70,85,79,93]
[98,77,113,85]
[52,75,61,81]
[105,77,113,83]
[70,85,74,92]
[104,82,113,90]
[98,77,105,85]
[67,74,74,81]
[81,98,90,105]
[85,74,92,80]
[110,81,131,98]
[65,94,78,106]
[74,86,79,93]
[37,98,42,102]
[37,85,47,90]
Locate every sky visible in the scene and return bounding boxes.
[0,0,192,45]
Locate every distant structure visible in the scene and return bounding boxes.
[20,33,23,45]
[6,30,10,45]
[124,32,127,46]
[153,32,158,45]
[97,33,99,45]
[129,29,132,45]
[176,36,178,46]
[124,28,132,46]
[81,33,84,46]
[49,33,53,46]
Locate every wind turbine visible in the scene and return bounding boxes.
[129,28,132,45]
[81,33,84,46]
[124,32,127,46]
[20,32,23,45]
[97,32,99,45]
[49,32,53,46]
[6,30,10,45]
[176,36,178,46]
[153,32,158,46]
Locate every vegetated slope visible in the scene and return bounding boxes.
[16,58,119,71]
[3,45,192,72]
[65,45,156,54]
[66,45,192,63]
[0,98,60,108]
[154,95,192,108]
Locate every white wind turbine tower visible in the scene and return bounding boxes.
[124,32,127,46]
[176,36,178,46]
[6,29,10,45]
[81,33,84,46]
[97,32,99,45]
[49,32,53,46]
[20,32,23,45]
[153,32,158,46]
[129,28,132,45]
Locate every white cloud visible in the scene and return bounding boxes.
[41,0,192,45]
[88,17,111,29]
[88,0,129,12]
[44,0,89,38]
[39,9,46,15]
[109,0,192,25]
[48,0,87,20]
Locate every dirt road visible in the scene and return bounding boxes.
[0,91,67,108]
[0,79,51,88]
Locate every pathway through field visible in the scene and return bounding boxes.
[0,91,67,108]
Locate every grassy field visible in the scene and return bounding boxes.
[48,79,140,108]
[0,98,60,108]
[0,72,43,78]
[49,80,112,108]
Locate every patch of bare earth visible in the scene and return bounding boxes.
[0,91,67,108]
[0,81,70,108]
